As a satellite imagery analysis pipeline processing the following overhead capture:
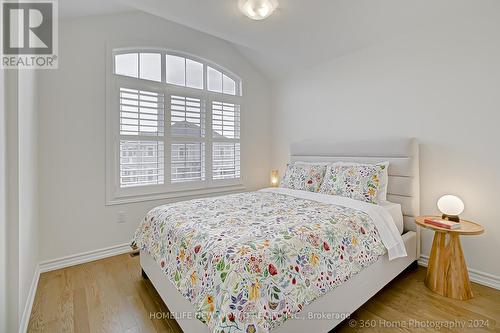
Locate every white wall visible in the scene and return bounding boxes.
[5,69,20,333]
[0,69,7,333]
[18,70,39,323]
[271,6,500,278]
[2,69,39,332]
[38,12,272,262]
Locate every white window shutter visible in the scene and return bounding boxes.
[120,141,164,187]
[212,142,240,180]
[170,95,204,138]
[171,142,205,183]
[119,87,165,187]
[212,101,240,139]
[119,88,164,136]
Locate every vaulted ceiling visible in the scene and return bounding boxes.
[61,0,498,79]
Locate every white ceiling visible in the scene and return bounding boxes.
[60,0,131,19]
[61,0,498,79]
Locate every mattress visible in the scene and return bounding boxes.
[133,188,406,333]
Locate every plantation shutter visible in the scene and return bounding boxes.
[170,95,206,183]
[212,101,240,180]
[119,88,165,187]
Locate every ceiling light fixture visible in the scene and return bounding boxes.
[238,0,279,20]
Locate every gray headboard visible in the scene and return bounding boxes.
[290,138,420,233]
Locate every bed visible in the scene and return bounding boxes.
[135,138,420,333]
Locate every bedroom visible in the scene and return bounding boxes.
[1,0,499,332]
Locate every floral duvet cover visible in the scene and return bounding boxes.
[133,190,386,333]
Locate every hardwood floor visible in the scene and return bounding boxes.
[28,254,500,333]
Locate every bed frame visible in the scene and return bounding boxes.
[140,138,420,333]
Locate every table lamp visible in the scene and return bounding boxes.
[270,169,279,187]
[437,195,464,222]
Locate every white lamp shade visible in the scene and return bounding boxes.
[437,195,465,216]
[238,0,279,20]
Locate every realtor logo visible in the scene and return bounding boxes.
[1,0,58,68]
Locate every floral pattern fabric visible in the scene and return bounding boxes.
[280,163,326,192]
[133,191,386,333]
[319,162,389,204]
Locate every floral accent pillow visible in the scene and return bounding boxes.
[280,163,326,192]
[319,162,389,204]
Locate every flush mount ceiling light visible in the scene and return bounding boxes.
[238,0,279,20]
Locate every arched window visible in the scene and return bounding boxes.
[106,48,242,204]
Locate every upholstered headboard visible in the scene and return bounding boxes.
[290,138,420,233]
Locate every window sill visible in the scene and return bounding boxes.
[106,183,246,206]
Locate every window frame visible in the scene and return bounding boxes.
[106,46,244,205]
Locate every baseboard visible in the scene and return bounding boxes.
[39,243,132,273]
[19,265,40,333]
[418,255,500,290]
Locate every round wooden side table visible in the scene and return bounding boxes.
[415,216,484,300]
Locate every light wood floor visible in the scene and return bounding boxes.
[28,253,500,333]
